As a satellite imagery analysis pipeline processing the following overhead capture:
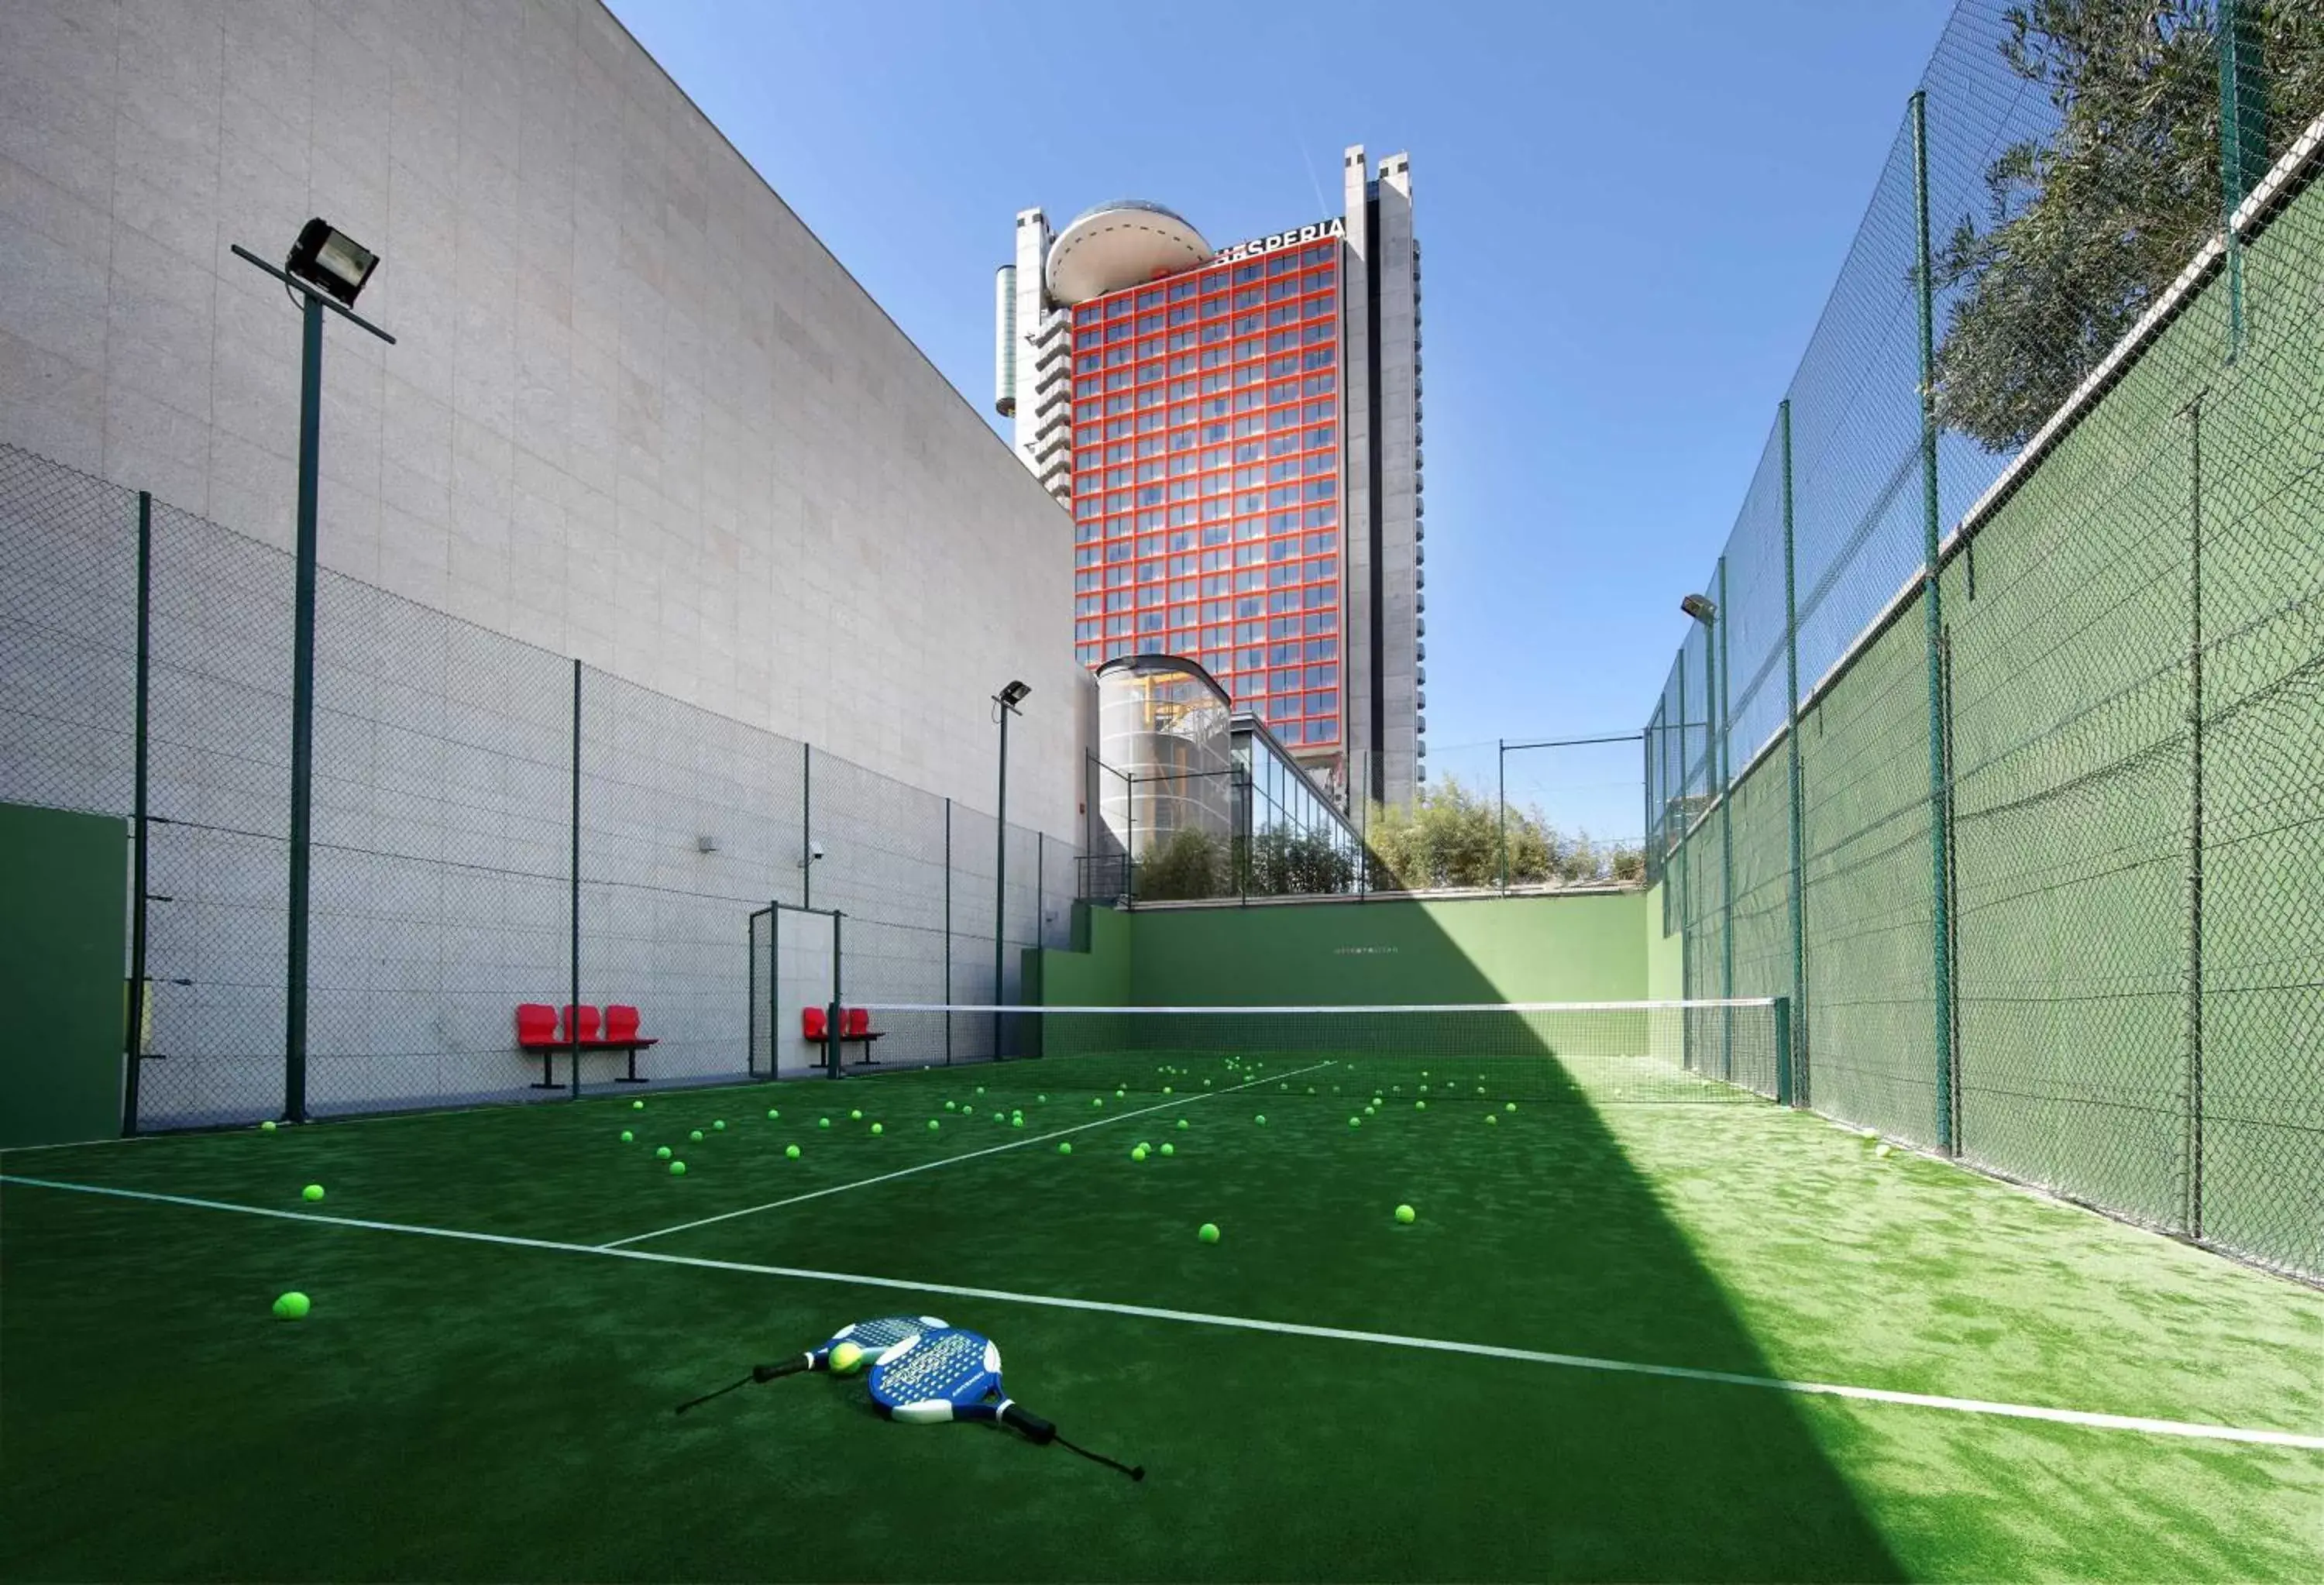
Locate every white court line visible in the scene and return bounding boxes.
[4,1173,2319,1453]
[600,1061,1339,1249]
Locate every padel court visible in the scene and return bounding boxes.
[4,1001,2318,1583]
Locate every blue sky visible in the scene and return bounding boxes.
[607,0,1956,841]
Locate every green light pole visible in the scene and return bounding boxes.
[992,680,1030,1058]
[230,222,394,1124]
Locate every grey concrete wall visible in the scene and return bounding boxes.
[1372,156,1422,807]
[0,0,1089,841]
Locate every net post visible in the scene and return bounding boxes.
[768,901,780,1077]
[1911,88,1957,1156]
[122,490,152,1137]
[1774,995,1794,1108]
[746,906,758,1078]
[827,908,843,1080]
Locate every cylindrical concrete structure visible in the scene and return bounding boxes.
[993,265,1017,416]
[1095,655,1231,859]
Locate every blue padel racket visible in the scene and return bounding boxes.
[674,1315,945,1415]
[866,1325,1143,1480]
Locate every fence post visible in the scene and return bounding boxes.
[2183,394,2207,1239]
[801,741,813,910]
[747,906,758,1079]
[122,491,153,1136]
[1780,399,1808,1109]
[569,658,582,1101]
[1496,737,1507,892]
[1774,994,1794,1108]
[1717,555,1734,1081]
[944,796,953,1065]
[1910,89,1958,1154]
[2217,0,2266,361]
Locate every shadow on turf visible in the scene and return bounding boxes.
[1015,897,1908,1582]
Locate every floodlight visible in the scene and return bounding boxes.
[997,679,1032,708]
[284,218,379,307]
[1680,593,1717,624]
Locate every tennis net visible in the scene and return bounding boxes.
[851,1000,1791,1105]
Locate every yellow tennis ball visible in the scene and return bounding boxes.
[827,1341,865,1376]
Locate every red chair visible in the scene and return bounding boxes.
[516,1003,557,1046]
[562,1004,601,1043]
[603,1004,643,1043]
[802,1006,829,1041]
[842,1006,871,1038]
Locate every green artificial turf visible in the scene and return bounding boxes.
[2,1053,2318,1582]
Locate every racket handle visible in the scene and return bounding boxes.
[751,1355,812,1383]
[998,1401,1056,1444]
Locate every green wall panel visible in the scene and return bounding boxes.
[0,803,127,1148]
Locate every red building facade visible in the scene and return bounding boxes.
[1067,239,1346,750]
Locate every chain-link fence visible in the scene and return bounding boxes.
[0,442,1081,1129]
[1646,0,2324,1281]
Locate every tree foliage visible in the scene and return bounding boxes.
[1135,825,1224,902]
[1934,1,2324,452]
[1363,776,1644,892]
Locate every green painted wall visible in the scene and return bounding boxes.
[0,803,126,1148]
[1645,882,1684,1002]
[1024,902,1133,1008]
[1126,892,1646,1006]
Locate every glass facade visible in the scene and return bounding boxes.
[1067,239,1344,753]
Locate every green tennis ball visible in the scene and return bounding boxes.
[785,1144,801,1160]
[1486,1114,1498,1126]
[1422,1070,1429,1078]
[849,1109,863,1122]
[1092,1098,1103,1109]
[1477,1086,1486,1095]
[669,1160,686,1176]
[713,1119,726,1131]
[975,1086,985,1095]
[767,1109,779,1120]
[928,1119,941,1131]
[1163,1085,1174,1095]
[1363,1105,1376,1117]
[1057,1141,1073,1155]
[1307,1086,1315,1095]
[870,1123,883,1136]
[1875,1143,1893,1158]
[819,1117,831,1129]
[1037,1094,1048,1103]
[301,1184,325,1202]
[827,1341,865,1376]
[1504,1102,1518,1113]
[1012,1116,1024,1127]
[944,1100,957,1111]
[1415,1100,1426,1111]
[1349,1116,1362,1129]
[1197,1222,1220,1244]
[1176,1118,1188,1130]
[1160,1142,1174,1157]
[1418,1085,1429,1094]
[1203,1078,1212,1087]
[689,1129,703,1143]
[655,1146,672,1160]
[260,1120,277,1133]
[271,1291,310,1320]
[631,1099,645,1110]
[1115,1088,1126,1098]
[1131,1145,1149,1162]
[1392,1085,1402,1095]
[1253,1114,1267,1126]
[1394,1204,1416,1225]
[620,1129,634,1143]
[992,1111,1004,1123]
